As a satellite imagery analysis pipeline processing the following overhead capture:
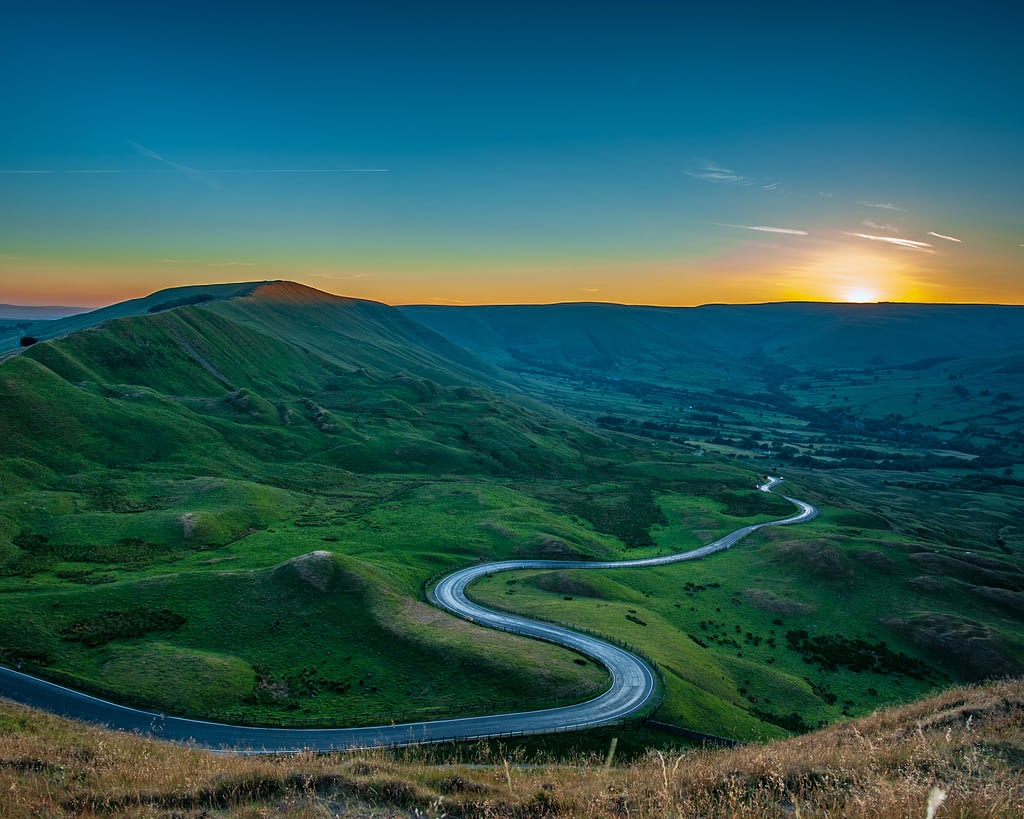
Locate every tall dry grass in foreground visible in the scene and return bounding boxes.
[2,678,1022,817]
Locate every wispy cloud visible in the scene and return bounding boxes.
[761,182,779,191]
[686,161,751,185]
[309,272,373,281]
[927,230,962,243]
[863,220,900,232]
[0,166,389,176]
[859,201,906,212]
[843,232,933,252]
[130,141,221,188]
[213,168,389,173]
[718,223,809,236]
[159,257,256,267]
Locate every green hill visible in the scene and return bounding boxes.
[402,301,1024,371]
[0,281,641,729]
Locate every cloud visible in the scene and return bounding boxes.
[309,272,373,281]
[818,191,833,198]
[858,201,906,211]
[1,164,389,177]
[863,220,900,232]
[686,161,751,185]
[213,168,389,173]
[718,223,809,236]
[130,141,221,188]
[761,182,779,191]
[1,164,387,174]
[927,230,962,243]
[843,232,933,252]
[159,257,256,267]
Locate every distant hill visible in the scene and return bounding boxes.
[401,301,1024,373]
[0,304,88,321]
[0,282,268,354]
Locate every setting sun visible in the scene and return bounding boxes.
[842,286,879,303]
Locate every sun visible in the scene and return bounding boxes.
[842,286,879,303]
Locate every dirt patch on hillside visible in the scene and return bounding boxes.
[743,588,814,615]
[272,550,345,593]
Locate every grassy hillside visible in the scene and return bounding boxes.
[0,282,632,725]
[2,677,1021,817]
[2,285,1021,743]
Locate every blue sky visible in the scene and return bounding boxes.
[1,0,1022,306]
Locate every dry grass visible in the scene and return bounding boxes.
[2,678,1022,817]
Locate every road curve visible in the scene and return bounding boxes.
[0,477,816,754]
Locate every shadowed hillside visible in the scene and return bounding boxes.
[402,301,1024,372]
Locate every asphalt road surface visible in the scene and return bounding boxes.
[0,477,817,753]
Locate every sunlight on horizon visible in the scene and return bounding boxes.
[842,286,879,303]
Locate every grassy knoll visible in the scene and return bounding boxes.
[2,678,1022,817]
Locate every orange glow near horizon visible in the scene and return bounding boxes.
[1,242,1022,309]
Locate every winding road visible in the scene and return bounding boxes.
[0,477,816,753]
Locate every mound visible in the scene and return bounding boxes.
[772,539,853,582]
[271,550,343,593]
[743,588,814,615]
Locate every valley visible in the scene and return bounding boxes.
[1,283,1022,751]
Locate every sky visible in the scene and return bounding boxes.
[1,0,1022,308]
